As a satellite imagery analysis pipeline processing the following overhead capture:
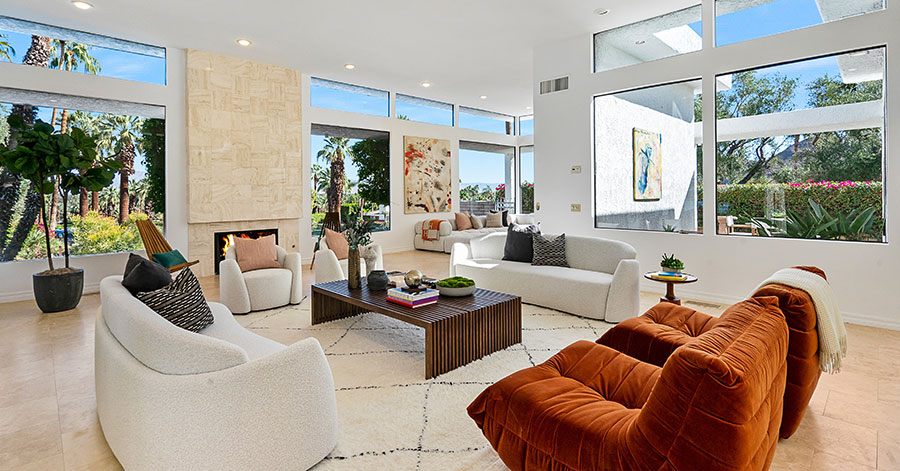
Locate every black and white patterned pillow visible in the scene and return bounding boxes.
[532,233,569,267]
[136,269,214,332]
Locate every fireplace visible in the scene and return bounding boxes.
[213,229,278,274]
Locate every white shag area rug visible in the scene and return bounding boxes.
[234,296,616,471]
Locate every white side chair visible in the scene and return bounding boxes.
[219,244,302,314]
[96,276,337,471]
[313,239,384,284]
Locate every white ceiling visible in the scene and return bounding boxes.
[2,0,698,116]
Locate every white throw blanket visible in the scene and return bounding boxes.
[752,268,847,374]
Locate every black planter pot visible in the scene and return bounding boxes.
[33,268,84,313]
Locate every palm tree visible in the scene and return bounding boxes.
[49,41,101,132]
[98,186,119,217]
[1,35,52,262]
[129,177,151,214]
[98,114,145,224]
[0,34,14,62]
[316,137,351,214]
[67,111,103,216]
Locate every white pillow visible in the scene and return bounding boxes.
[516,214,536,224]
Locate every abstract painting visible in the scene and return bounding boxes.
[404,136,452,213]
[633,128,662,201]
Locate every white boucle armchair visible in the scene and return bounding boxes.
[313,239,383,284]
[219,244,302,314]
[95,276,337,471]
[450,232,640,322]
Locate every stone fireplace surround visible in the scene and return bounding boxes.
[185,49,303,277]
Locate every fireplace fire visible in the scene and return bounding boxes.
[213,229,278,274]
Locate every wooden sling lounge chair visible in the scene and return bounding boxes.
[135,219,199,273]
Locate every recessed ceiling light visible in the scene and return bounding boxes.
[593,8,610,16]
[526,106,532,110]
[49,99,58,103]
[480,95,487,99]
[849,51,868,57]
[71,1,93,9]
[848,68,858,72]
[635,39,646,45]
[344,63,356,70]
[236,38,252,47]
[421,81,432,88]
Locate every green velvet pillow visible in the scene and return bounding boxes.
[152,249,188,268]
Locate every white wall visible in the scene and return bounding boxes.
[594,95,697,231]
[300,74,521,262]
[533,6,900,329]
[0,48,187,303]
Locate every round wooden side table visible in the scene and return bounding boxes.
[644,272,698,305]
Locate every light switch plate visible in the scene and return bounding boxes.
[536,202,541,210]
[570,203,581,212]
[571,165,582,174]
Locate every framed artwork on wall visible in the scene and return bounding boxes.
[403,136,452,213]
[633,128,662,201]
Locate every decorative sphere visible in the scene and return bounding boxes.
[404,269,423,289]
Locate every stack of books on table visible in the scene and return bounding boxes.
[386,288,439,308]
[651,271,688,281]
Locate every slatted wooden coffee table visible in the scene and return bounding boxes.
[311,280,522,379]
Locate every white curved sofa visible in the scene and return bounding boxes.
[219,244,302,314]
[450,233,640,322]
[314,239,383,284]
[413,216,521,253]
[96,276,338,471]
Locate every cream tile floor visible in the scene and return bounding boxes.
[1,250,898,470]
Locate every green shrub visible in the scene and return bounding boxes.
[717,181,883,233]
[70,211,146,256]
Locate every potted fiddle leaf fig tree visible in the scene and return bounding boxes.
[0,116,121,312]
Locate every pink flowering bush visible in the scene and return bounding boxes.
[716,181,884,233]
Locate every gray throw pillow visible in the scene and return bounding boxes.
[532,233,569,267]
[135,269,214,332]
[122,253,173,295]
[502,223,541,263]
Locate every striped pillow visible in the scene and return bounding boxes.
[136,269,214,332]
[532,233,569,267]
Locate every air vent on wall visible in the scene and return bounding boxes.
[539,76,569,94]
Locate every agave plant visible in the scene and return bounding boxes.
[751,199,878,241]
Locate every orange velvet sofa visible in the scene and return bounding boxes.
[598,267,824,438]
[468,297,789,471]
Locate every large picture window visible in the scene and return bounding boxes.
[310,124,390,235]
[715,47,885,242]
[593,4,701,73]
[459,141,516,215]
[0,16,166,85]
[593,79,702,233]
[0,89,165,262]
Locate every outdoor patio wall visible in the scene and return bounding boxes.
[532,4,900,330]
[0,48,187,303]
[300,74,524,263]
[594,94,697,231]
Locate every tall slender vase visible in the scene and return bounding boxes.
[347,246,361,289]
